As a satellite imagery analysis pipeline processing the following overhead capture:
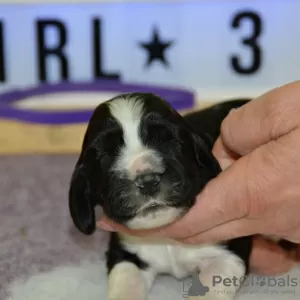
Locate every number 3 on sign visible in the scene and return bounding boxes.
[230,11,263,75]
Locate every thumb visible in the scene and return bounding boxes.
[220,81,300,156]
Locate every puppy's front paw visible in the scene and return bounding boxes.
[108,262,150,300]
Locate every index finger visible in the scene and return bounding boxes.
[220,80,300,156]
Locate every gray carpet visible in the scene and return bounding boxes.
[0,155,109,300]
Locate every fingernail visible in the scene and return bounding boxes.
[97,221,116,232]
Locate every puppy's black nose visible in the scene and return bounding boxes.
[135,173,161,196]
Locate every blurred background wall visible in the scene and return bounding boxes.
[0,0,299,153]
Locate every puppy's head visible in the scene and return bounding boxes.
[69,93,221,234]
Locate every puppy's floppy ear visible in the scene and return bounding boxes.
[191,132,221,176]
[69,145,101,235]
[68,102,110,235]
[69,162,96,235]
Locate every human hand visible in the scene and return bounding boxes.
[97,81,300,273]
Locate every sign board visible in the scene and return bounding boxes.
[0,0,299,153]
[0,1,299,99]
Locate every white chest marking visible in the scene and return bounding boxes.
[120,235,234,279]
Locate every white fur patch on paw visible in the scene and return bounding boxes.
[108,262,149,300]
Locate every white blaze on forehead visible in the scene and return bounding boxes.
[109,96,144,151]
[108,96,163,178]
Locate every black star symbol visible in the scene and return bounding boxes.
[139,27,174,68]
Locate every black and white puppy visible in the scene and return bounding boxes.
[68,93,285,300]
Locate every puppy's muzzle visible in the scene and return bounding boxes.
[135,172,161,197]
